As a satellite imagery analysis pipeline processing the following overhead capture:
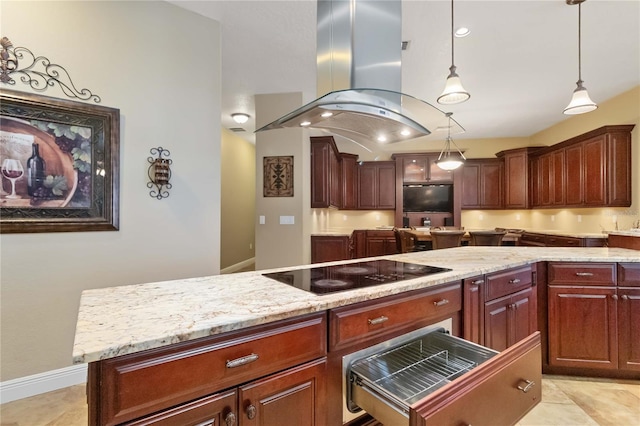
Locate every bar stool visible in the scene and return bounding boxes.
[394,228,420,253]
[430,230,465,250]
[469,230,507,246]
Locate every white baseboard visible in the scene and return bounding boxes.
[0,364,87,404]
[220,257,255,274]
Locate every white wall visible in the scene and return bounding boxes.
[0,1,221,380]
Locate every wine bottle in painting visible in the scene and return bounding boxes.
[27,142,46,196]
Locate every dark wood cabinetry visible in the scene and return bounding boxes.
[518,232,607,247]
[310,136,341,209]
[357,161,396,210]
[483,266,536,352]
[88,313,327,425]
[497,148,540,209]
[463,275,485,345]
[461,159,504,209]
[397,153,453,183]
[351,229,397,258]
[547,262,640,375]
[310,235,351,263]
[340,153,358,210]
[531,125,634,208]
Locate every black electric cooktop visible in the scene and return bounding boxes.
[262,259,452,295]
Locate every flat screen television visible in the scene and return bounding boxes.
[403,184,453,213]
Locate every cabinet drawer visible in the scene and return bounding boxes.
[548,262,616,286]
[485,266,532,301]
[414,333,541,426]
[618,263,640,287]
[329,283,461,352]
[519,233,546,246]
[546,235,581,247]
[90,313,326,425]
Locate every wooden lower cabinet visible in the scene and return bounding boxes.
[547,262,640,375]
[463,275,485,345]
[311,235,351,263]
[351,230,397,258]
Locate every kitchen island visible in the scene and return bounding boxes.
[74,246,640,425]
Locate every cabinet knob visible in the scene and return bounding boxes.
[517,379,536,393]
[225,411,237,426]
[611,294,619,301]
[368,316,389,325]
[621,295,629,300]
[246,404,257,420]
[434,299,449,307]
[472,279,484,285]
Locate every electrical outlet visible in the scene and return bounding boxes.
[577,215,582,223]
[515,214,521,221]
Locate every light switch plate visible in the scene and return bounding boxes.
[259,215,265,225]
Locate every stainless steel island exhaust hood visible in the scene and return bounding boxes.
[256,0,463,145]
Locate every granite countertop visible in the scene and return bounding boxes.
[607,230,640,237]
[72,246,640,365]
[521,229,608,239]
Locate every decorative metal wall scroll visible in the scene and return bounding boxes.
[0,36,101,103]
[263,156,293,197]
[147,147,172,200]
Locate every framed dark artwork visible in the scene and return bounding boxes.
[263,156,293,197]
[0,89,119,233]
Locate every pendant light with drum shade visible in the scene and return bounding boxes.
[437,0,470,105]
[564,0,597,115]
[436,113,466,171]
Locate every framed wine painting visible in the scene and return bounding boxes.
[0,89,119,233]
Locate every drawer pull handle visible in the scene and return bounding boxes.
[246,404,256,420]
[575,272,594,277]
[225,412,237,426]
[226,353,259,368]
[368,316,389,325]
[509,278,521,284]
[434,299,450,307]
[517,379,536,393]
[472,279,484,285]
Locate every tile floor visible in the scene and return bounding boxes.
[0,375,638,425]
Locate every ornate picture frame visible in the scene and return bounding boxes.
[0,89,120,233]
[263,156,293,197]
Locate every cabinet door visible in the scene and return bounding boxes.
[551,150,565,205]
[484,294,510,352]
[480,161,504,208]
[428,156,453,182]
[311,138,340,208]
[357,163,377,209]
[461,163,481,208]
[341,154,358,209]
[511,287,536,347]
[529,156,540,207]
[538,153,552,206]
[238,358,326,426]
[548,286,617,369]
[618,287,640,371]
[583,135,606,205]
[310,236,350,263]
[503,151,528,209]
[564,144,583,206]
[607,131,632,206]
[376,163,396,209]
[403,156,428,182]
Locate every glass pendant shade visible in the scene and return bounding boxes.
[435,154,465,171]
[563,81,597,115]
[437,66,470,105]
[436,130,466,171]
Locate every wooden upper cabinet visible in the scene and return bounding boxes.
[341,153,358,210]
[310,136,341,208]
[498,148,539,209]
[530,125,634,209]
[394,153,454,183]
[461,159,503,209]
[564,143,583,206]
[357,161,396,210]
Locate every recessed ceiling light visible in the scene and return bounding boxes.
[231,113,250,124]
[455,27,470,38]
[377,135,387,142]
[401,129,411,136]
[321,112,333,118]
[300,121,311,127]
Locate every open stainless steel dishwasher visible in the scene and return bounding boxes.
[345,327,541,426]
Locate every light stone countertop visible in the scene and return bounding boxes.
[519,229,608,239]
[72,246,640,364]
[607,230,640,237]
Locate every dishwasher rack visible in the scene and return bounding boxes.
[349,330,498,408]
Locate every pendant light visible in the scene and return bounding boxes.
[437,0,470,105]
[563,0,597,115]
[436,113,466,170]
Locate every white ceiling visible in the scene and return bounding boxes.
[169,0,639,149]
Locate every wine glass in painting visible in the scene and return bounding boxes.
[1,158,25,199]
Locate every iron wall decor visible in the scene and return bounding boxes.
[147,147,172,200]
[1,36,100,103]
[0,89,119,233]
[263,156,293,197]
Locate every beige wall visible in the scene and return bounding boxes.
[254,93,312,269]
[0,1,222,380]
[221,129,256,270]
